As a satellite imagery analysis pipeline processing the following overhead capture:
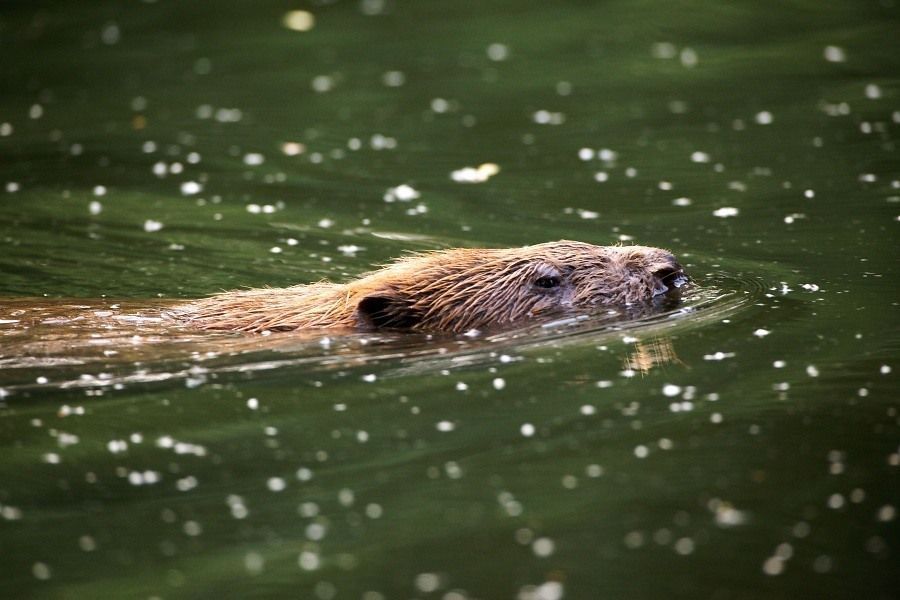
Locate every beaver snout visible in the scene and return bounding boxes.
[651,258,689,297]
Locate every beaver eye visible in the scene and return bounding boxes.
[534,276,561,289]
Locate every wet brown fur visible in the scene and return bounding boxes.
[168,240,685,333]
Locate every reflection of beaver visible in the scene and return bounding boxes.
[169,240,687,333]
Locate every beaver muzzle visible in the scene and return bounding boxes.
[652,265,689,297]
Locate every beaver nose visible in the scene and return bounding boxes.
[652,257,688,293]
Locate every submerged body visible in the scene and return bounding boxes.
[169,240,687,333]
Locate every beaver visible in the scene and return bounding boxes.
[168,240,687,333]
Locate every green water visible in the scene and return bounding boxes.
[1,1,898,598]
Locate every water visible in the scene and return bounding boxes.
[1,1,898,598]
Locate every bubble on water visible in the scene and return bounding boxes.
[492,377,506,390]
[227,495,249,519]
[318,218,334,228]
[283,10,315,31]
[242,551,265,575]
[29,104,44,119]
[281,142,305,156]
[634,445,649,458]
[669,99,689,114]
[864,83,882,99]
[338,488,354,507]
[813,555,833,573]
[586,464,604,477]
[597,148,617,162]
[827,493,845,509]
[880,365,891,375]
[755,111,773,125]
[381,70,405,87]
[1,504,23,520]
[312,75,335,93]
[180,181,202,195]
[578,147,593,161]
[298,551,320,571]
[674,537,695,555]
[762,556,785,575]
[652,42,677,59]
[520,423,535,437]
[532,537,555,557]
[215,107,243,123]
[0,122,12,136]
[823,45,846,63]
[662,384,682,397]
[365,503,383,519]
[624,531,645,549]
[517,581,563,600]
[243,153,264,166]
[679,47,698,67]
[753,328,771,338]
[713,207,739,218]
[580,404,595,415]
[267,477,286,492]
[672,197,692,206]
[176,476,198,492]
[415,573,441,593]
[691,151,710,163]
[296,467,313,481]
[430,97,450,113]
[78,535,97,552]
[107,439,128,454]
[877,505,896,522]
[532,110,565,125]
[487,43,509,61]
[306,522,327,541]
[383,184,420,202]
[101,22,120,45]
[32,562,51,580]
[436,420,455,432]
[594,171,609,183]
[806,365,820,377]
[183,520,202,536]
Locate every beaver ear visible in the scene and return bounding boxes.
[357,295,422,330]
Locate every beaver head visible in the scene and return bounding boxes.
[352,240,687,332]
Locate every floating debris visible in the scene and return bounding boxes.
[450,163,500,183]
